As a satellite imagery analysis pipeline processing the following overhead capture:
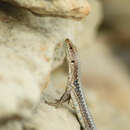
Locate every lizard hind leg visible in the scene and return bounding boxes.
[45,87,72,108]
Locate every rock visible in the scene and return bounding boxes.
[1,0,90,19]
[0,2,76,129]
[0,0,93,129]
[24,101,80,130]
[0,120,23,130]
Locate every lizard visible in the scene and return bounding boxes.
[46,39,97,130]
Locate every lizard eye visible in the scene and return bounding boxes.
[74,80,79,86]
[71,60,75,63]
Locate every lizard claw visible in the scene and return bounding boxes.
[45,99,61,108]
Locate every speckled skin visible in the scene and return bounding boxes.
[46,39,97,130]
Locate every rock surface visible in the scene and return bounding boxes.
[80,37,130,130]
[0,0,130,130]
[1,0,90,19]
[0,0,91,129]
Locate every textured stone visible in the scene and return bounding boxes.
[1,0,90,19]
[0,0,100,129]
[24,101,80,130]
[0,120,23,130]
[0,2,75,129]
[0,0,96,129]
[0,0,103,129]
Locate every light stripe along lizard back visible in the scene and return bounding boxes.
[64,39,97,130]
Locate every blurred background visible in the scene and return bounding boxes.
[100,0,130,70]
[80,0,130,129]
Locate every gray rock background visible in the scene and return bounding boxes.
[0,0,130,130]
[1,0,90,19]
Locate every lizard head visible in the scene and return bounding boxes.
[64,39,79,81]
[64,38,78,65]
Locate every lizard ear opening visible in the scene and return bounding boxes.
[70,46,73,49]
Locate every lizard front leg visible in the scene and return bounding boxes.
[45,86,72,108]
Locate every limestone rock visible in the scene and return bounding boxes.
[1,0,90,19]
[24,101,80,130]
[0,0,102,129]
[0,0,100,129]
[0,2,77,129]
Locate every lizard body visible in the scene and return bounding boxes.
[46,39,97,130]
